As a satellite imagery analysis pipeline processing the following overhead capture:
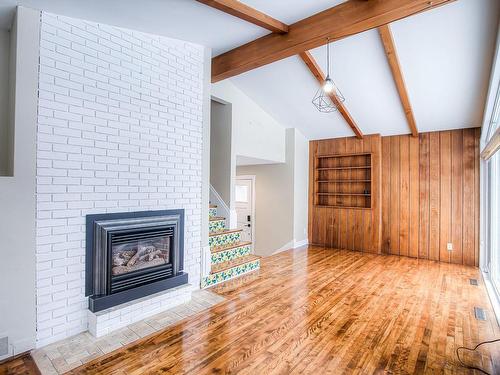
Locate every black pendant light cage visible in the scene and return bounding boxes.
[312,39,345,113]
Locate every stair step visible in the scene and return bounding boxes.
[201,255,260,288]
[211,254,260,273]
[209,204,217,208]
[208,206,217,218]
[209,229,242,249]
[211,242,252,264]
[209,216,225,221]
[211,241,252,253]
[209,228,241,237]
[208,216,226,233]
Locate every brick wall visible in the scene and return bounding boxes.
[36,12,205,347]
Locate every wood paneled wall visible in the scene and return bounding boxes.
[309,128,480,267]
[381,128,480,266]
[308,134,382,254]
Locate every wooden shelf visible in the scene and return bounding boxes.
[316,166,371,170]
[316,180,371,183]
[316,152,371,158]
[314,204,372,210]
[314,152,372,209]
[317,193,371,196]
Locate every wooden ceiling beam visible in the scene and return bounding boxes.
[196,0,289,34]
[299,51,363,139]
[378,24,418,137]
[212,0,455,83]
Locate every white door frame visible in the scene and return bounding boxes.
[235,175,256,252]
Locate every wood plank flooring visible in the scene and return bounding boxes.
[2,246,500,374]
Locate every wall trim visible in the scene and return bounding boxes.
[210,184,230,222]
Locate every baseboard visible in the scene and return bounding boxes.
[0,337,35,363]
[294,239,309,248]
[271,239,309,255]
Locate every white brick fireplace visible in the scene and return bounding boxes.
[35,12,206,347]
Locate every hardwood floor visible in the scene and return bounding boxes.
[0,352,39,375]
[2,246,500,374]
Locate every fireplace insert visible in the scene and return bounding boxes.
[85,210,188,312]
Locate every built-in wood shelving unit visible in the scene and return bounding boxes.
[314,152,372,209]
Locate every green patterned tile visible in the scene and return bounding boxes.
[209,207,217,218]
[209,231,241,249]
[209,218,226,233]
[201,259,260,288]
[211,244,251,264]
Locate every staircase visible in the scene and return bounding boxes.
[201,204,261,288]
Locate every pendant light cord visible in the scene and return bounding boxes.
[326,38,330,78]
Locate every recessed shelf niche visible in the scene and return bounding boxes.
[314,153,372,209]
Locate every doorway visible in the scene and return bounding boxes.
[235,176,255,248]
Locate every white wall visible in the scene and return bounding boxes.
[293,130,309,244]
[210,100,233,207]
[211,80,286,164]
[0,29,11,176]
[0,7,40,359]
[236,128,309,257]
[35,12,206,347]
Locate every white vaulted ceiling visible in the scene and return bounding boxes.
[0,0,498,139]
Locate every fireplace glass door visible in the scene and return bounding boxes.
[109,226,174,294]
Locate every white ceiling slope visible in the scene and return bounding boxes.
[230,0,500,139]
[0,0,498,139]
[0,0,342,55]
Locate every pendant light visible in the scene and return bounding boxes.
[312,39,345,113]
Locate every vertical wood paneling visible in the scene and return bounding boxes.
[399,136,410,257]
[381,137,391,254]
[390,136,400,255]
[363,137,373,252]
[418,133,430,259]
[308,129,479,266]
[428,132,441,261]
[370,135,382,253]
[451,130,463,264]
[439,131,452,263]
[409,135,420,258]
[309,134,381,253]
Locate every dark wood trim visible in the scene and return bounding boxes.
[212,0,455,82]
[378,24,418,137]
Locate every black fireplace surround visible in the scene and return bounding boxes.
[85,210,188,312]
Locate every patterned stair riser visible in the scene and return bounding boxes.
[209,219,226,234]
[209,231,241,249]
[211,244,252,265]
[209,207,217,218]
[201,259,260,288]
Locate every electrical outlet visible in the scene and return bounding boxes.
[447,242,453,251]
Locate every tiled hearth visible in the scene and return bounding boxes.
[32,290,224,374]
